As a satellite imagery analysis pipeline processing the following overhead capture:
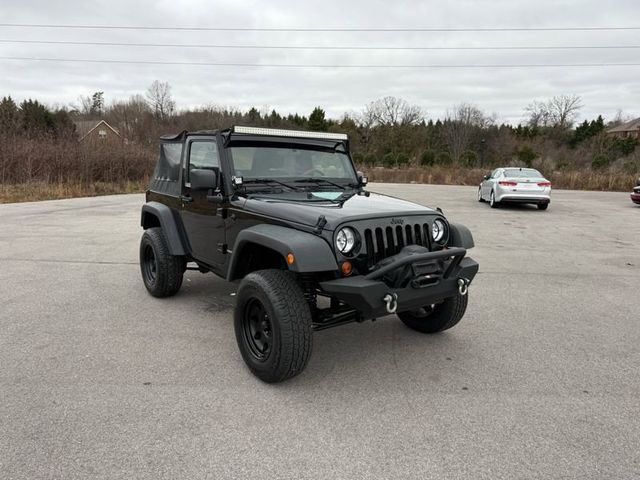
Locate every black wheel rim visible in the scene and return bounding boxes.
[242,298,273,361]
[142,244,157,284]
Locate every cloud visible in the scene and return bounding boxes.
[1,0,639,123]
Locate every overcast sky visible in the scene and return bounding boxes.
[1,0,639,124]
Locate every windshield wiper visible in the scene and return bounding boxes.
[243,178,302,191]
[294,178,348,190]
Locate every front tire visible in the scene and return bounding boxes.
[398,293,468,333]
[234,269,312,383]
[139,228,185,298]
[537,203,549,210]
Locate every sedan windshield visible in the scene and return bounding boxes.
[229,146,357,184]
[504,168,543,178]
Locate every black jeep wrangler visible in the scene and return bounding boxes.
[140,126,478,382]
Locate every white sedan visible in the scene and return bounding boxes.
[478,167,551,210]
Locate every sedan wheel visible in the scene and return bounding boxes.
[490,191,500,208]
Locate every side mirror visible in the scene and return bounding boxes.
[190,168,219,191]
[483,174,491,180]
[357,171,368,186]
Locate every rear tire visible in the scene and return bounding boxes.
[489,190,500,208]
[139,228,185,298]
[234,269,312,383]
[537,203,549,210]
[398,293,468,334]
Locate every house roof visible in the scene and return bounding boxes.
[73,120,120,141]
[606,117,640,133]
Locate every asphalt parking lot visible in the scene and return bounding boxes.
[1,183,639,479]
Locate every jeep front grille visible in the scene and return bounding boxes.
[363,224,431,267]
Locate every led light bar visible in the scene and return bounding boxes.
[232,125,348,141]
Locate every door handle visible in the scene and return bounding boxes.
[180,195,193,203]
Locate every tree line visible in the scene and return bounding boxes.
[0,81,638,188]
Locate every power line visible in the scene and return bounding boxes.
[0,23,639,32]
[1,39,639,50]
[1,56,639,68]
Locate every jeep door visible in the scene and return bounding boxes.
[180,137,227,269]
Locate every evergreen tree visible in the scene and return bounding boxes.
[19,99,54,134]
[0,96,19,130]
[91,91,105,116]
[247,107,260,123]
[308,107,327,131]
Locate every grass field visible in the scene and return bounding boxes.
[364,166,637,192]
[0,167,636,203]
[0,181,148,203]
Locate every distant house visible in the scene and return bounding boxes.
[606,118,640,139]
[73,120,121,143]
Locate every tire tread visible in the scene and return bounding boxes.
[235,269,312,382]
[398,293,468,334]
[140,227,184,298]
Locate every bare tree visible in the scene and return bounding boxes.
[525,100,550,128]
[526,95,582,129]
[444,103,488,163]
[107,95,152,141]
[78,95,93,117]
[363,96,424,127]
[611,109,631,127]
[548,94,582,129]
[146,80,176,120]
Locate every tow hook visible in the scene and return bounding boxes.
[383,293,398,314]
[457,278,470,296]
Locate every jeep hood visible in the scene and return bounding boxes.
[239,191,436,231]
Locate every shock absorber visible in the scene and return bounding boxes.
[298,273,318,312]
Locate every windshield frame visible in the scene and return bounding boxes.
[226,138,359,190]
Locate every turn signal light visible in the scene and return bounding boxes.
[538,182,552,187]
[341,261,353,276]
[287,253,295,265]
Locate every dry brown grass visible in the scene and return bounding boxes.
[0,180,147,204]
[1,165,636,204]
[363,166,637,192]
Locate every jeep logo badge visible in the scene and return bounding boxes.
[391,218,404,225]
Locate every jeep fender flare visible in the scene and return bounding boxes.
[448,223,474,249]
[141,202,187,256]
[227,224,338,280]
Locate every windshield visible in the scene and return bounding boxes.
[229,145,357,184]
[504,168,543,178]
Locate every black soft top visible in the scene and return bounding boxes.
[150,126,349,195]
[159,129,218,141]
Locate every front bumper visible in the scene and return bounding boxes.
[319,247,479,319]
[631,192,640,204]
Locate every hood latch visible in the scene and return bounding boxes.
[313,215,327,235]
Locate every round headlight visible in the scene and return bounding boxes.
[336,227,356,254]
[431,219,447,243]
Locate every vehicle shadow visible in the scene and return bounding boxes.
[493,203,544,211]
[290,318,472,388]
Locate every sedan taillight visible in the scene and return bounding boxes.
[498,181,517,186]
[538,181,551,187]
